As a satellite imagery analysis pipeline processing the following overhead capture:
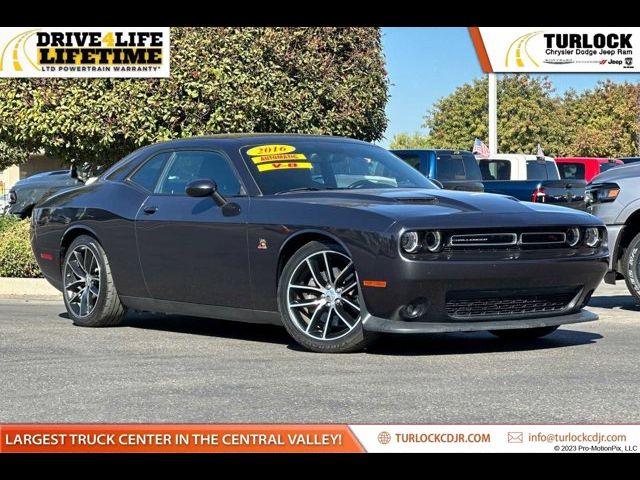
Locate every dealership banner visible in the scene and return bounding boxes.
[470,27,640,72]
[1,424,639,453]
[0,27,170,78]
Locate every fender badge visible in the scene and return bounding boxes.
[257,239,268,250]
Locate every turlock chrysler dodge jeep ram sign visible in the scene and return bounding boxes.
[30,134,608,352]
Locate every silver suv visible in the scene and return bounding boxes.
[587,163,640,301]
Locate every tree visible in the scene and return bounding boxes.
[389,131,434,149]
[0,27,388,169]
[564,81,640,157]
[420,75,640,158]
[424,74,566,155]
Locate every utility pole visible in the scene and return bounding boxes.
[488,73,497,155]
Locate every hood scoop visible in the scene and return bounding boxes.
[395,196,439,205]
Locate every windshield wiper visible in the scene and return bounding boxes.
[274,187,339,195]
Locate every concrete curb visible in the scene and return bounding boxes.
[0,277,62,299]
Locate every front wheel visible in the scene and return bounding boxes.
[623,232,640,303]
[277,241,374,353]
[490,326,559,340]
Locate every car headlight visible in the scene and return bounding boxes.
[400,231,420,253]
[584,227,601,248]
[586,183,619,205]
[424,231,443,252]
[566,227,581,248]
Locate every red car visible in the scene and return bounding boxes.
[556,157,623,182]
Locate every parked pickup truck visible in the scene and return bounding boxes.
[556,157,623,183]
[391,149,484,192]
[477,154,587,210]
[586,163,640,301]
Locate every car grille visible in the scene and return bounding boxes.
[445,287,580,320]
[442,229,575,251]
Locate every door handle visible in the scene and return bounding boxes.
[143,206,158,215]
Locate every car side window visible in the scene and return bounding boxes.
[156,150,242,196]
[130,152,171,191]
[481,160,511,180]
[395,153,421,171]
[558,163,584,180]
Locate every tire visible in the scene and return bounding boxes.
[62,235,126,327]
[277,240,374,353]
[490,326,559,340]
[623,232,640,303]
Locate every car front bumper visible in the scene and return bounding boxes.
[362,309,597,333]
[356,249,608,333]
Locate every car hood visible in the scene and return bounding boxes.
[12,171,70,187]
[590,162,640,184]
[273,188,600,227]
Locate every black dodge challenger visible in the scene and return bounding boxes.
[31,134,608,352]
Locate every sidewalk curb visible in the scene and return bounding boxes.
[0,277,62,299]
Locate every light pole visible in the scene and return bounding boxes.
[488,73,497,155]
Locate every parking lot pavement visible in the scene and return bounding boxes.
[0,281,638,424]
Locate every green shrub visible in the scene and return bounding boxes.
[0,218,42,278]
[0,214,19,236]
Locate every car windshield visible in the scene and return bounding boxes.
[240,140,437,194]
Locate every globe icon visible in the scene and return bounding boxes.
[378,431,391,444]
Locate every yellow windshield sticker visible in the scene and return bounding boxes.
[257,162,312,172]
[247,144,296,156]
[252,153,307,164]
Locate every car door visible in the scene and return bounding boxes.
[133,149,251,307]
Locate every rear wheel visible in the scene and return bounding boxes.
[277,241,374,353]
[62,235,126,327]
[623,232,640,303]
[490,326,559,340]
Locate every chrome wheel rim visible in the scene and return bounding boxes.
[287,250,361,341]
[64,245,101,318]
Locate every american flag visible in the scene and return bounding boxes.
[536,143,545,158]
[472,138,489,158]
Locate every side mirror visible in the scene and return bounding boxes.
[186,178,227,207]
[430,179,444,189]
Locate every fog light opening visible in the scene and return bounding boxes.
[400,299,429,320]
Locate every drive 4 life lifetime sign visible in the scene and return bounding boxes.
[0,27,170,77]
[470,27,640,72]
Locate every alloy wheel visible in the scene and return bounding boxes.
[64,245,101,317]
[287,250,361,340]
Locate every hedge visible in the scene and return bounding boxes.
[0,27,389,169]
[0,217,42,278]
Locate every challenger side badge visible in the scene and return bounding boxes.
[257,239,268,250]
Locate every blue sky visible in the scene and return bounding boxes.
[380,27,640,147]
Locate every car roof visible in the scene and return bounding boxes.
[389,149,474,154]
[479,154,554,162]
[147,133,369,148]
[556,157,621,164]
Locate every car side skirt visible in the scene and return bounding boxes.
[119,296,282,326]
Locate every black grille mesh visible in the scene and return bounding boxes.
[445,289,578,319]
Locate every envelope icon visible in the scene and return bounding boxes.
[508,432,523,443]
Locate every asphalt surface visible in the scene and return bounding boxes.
[1,282,639,423]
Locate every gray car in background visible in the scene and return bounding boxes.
[587,163,640,300]
[8,166,84,218]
